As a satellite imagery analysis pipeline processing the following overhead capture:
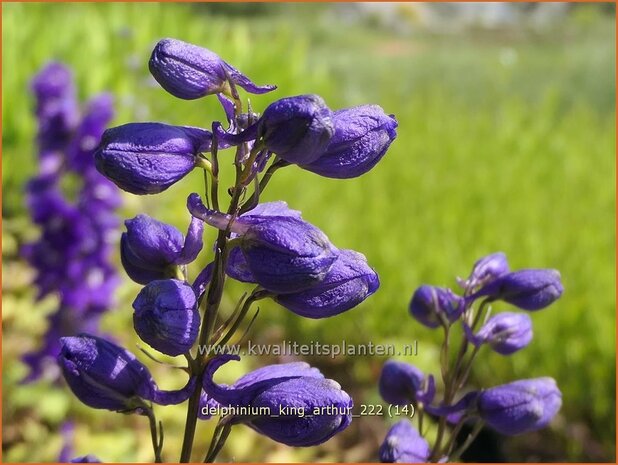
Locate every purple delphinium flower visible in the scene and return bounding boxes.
[274,249,380,318]
[470,269,564,310]
[94,122,213,194]
[120,213,203,284]
[379,360,429,406]
[21,63,121,383]
[300,104,398,178]
[132,279,199,356]
[188,195,338,294]
[461,252,509,292]
[464,312,533,355]
[202,354,353,446]
[379,419,431,463]
[257,95,335,165]
[30,62,79,152]
[149,38,275,100]
[224,204,379,316]
[409,285,464,328]
[58,334,195,412]
[477,377,562,435]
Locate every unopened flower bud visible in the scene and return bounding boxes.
[464,252,509,290]
[188,195,338,293]
[379,360,425,406]
[95,122,211,194]
[275,249,379,318]
[149,38,275,100]
[258,95,335,165]
[202,355,352,447]
[471,269,563,311]
[301,104,397,178]
[58,334,194,412]
[379,420,430,463]
[409,285,464,328]
[133,279,199,356]
[465,312,532,355]
[121,213,203,284]
[478,377,562,435]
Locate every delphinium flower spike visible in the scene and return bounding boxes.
[379,253,564,462]
[22,62,121,383]
[78,36,399,461]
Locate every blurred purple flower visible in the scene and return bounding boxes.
[21,63,121,383]
[379,420,430,463]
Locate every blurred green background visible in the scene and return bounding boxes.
[2,2,615,462]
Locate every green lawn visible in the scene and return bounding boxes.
[2,3,615,462]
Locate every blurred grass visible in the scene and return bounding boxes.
[2,2,615,462]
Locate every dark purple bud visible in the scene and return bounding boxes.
[202,355,352,446]
[58,334,194,412]
[478,377,562,435]
[275,249,379,318]
[94,122,211,194]
[463,252,509,290]
[379,420,430,463]
[409,285,464,328]
[226,201,303,284]
[470,269,563,311]
[379,360,428,406]
[465,312,533,355]
[188,195,338,293]
[258,95,335,165]
[133,279,199,356]
[301,105,397,178]
[121,213,203,285]
[70,456,101,463]
[149,38,275,100]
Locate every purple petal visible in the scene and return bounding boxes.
[175,216,204,265]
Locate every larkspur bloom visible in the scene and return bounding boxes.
[477,377,562,435]
[464,312,533,355]
[59,334,194,412]
[132,279,199,356]
[188,195,338,293]
[22,63,121,383]
[94,122,213,194]
[409,285,464,328]
[300,104,398,178]
[379,360,434,406]
[379,420,431,463]
[274,249,380,318]
[221,202,378,316]
[470,269,564,310]
[120,213,203,284]
[202,355,353,446]
[462,252,509,291]
[257,94,335,165]
[149,38,275,100]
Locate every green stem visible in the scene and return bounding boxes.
[204,423,232,463]
[215,288,268,348]
[179,150,245,462]
[449,421,484,462]
[146,407,162,462]
[239,159,290,215]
